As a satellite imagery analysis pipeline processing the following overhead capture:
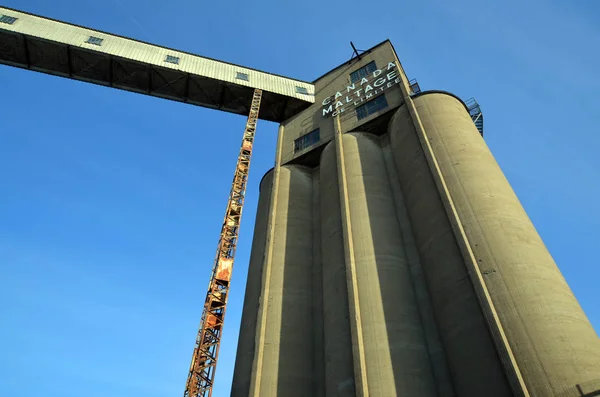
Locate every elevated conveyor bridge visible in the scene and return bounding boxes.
[0,6,314,122]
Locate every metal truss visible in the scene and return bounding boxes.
[183,88,263,397]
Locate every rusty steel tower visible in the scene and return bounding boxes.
[183,89,263,397]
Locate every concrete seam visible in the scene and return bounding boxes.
[312,169,326,397]
[334,114,370,396]
[391,53,530,397]
[249,124,285,396]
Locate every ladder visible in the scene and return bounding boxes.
[183,88,263,397]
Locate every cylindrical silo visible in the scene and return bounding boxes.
[339,132,438,396]
[389,104,513,397]
[412,92,600,397]
[231,170,273,397]
[239,165,315,397]
[381,140,456,397]
[320,141,356,396]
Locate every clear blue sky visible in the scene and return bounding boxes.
[1,0,599,396]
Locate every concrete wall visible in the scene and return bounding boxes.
[410,92,600,397]
[381,135,456,397]
[337,132,439,396]
[389,103,513,397]
[233,69,600,397]
[280,41,406,165]
[320,142,355,396]
[312,167,326,397]
[231,170,273,396]
[231,165,318,397]
[234,130,456,396]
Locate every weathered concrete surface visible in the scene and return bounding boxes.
[237,165,316,397]
[382,137,456,397]
[230,170,273,397]
[340,132,438,396]
[232,90,600,397]
[320,142,356,396]
[413,92,600,397]
[311,168,326,397]
[389,105,513,397]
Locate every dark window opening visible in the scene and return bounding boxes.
[356,94,388,120]
[295,86,309,95]
[236,72,249,81]
[0,15,18,24]
[294,129,320,153]
[86,36,103,46]
[165,55,180,64]
[350,61,377,83]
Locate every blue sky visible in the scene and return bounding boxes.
[1,0,599,396]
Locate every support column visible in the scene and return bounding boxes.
[333,115,370,397]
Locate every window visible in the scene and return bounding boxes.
[86,36,103,46]
[0,15,18,24]
[350,61,377,83]
[165,55,180,64]
[294,129,320,153]
[295,86,309,95]
[356,95,388,120]
[236,72,249,81]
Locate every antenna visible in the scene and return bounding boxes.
[350,41,363,60]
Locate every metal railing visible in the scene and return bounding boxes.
[466,97,484,136]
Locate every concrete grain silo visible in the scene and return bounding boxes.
[230,40,600,397]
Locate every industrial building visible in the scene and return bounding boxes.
[230,41,600,397]
[1,6,599,397]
